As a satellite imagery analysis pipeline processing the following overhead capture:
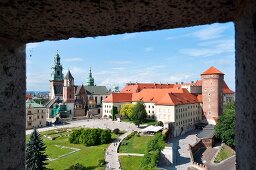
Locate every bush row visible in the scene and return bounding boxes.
[140,133,165,170]
[69,128,112,146]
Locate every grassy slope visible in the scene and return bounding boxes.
[119,135,154,154]
[214,144,235,163]
[119,156,144,170]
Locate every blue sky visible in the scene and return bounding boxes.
[26,22,235,91]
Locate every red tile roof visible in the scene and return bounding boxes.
[156,90,198,106]
[201,66,224,75]
[103,93,132,103]
[223,81,234,94]
[196,94,203,102]
[105,87,199,106]
[121,83,176,93]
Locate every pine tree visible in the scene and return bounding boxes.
[26,128,48,170]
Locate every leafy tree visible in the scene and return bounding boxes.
[100,129,112,144]
[215,102,235,147]
[26,128,48,170]
[111,106,118,121]
[69,128,112,146]
[156,121,164,127]
[65,163,86,170]
[131,102,147,127]
[140,133,165,170]
[120,104,134,119]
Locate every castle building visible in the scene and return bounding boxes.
[102,66,235,137]
[84,68,111,115]
[46,52,87,118]
[49,52,64,100]
[201,66,224,124]
[26,99,47,129]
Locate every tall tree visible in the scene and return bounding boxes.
[120,104,134,119]
[131,102,147,127]
[26,128,48,170]
[215,102,235,147]
[111,106,118,121]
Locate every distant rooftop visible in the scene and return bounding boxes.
[26,99,45,108]
[197,124,215,139]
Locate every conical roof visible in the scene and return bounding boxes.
[65,70,74,79]
[201,66,224,75]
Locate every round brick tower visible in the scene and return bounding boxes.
[201,66,224,125]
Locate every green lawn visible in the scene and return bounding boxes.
[119,156,144,170]
[214,144,235,163]
[26,128,118,170]
[119,135,154,154]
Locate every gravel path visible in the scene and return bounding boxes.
[105,132,132,170]
[26,119,140,135]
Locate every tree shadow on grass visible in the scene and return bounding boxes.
[86,165,102,170]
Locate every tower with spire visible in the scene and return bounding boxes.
[63,70,75,103]
[86,67,95,86]
[51,51,64,81]
[49,51,64,100]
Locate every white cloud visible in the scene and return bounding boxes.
[63,58,83,62]
[190,24,228,41]
[121,33,138,40]
[168,73,194,83]
[109,60,132,65]
[111,67,126,70]
[166,36,176,40]
[144,47,153,52]
[26,43,39,49]
[179,39,234,57]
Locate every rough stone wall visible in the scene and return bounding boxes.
[0,0,241,42]
[235,0,256,169]
[0,38,25,169]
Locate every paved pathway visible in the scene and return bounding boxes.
[26,119,140,135]
[158,130,199,170]
[118,153,144,156]
[105,132,132,170]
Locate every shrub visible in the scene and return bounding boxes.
[98,159,106,167]
[140,133,165,169]
[126,132,136,140]
[156,121,164,127]
[112,128,120,134]
[65,163,86,170]
[69,128,112,146]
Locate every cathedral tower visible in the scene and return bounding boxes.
[63,70,75,103]
[49,52,64,99]
[86,67,95,86]
[201,66,224,125]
